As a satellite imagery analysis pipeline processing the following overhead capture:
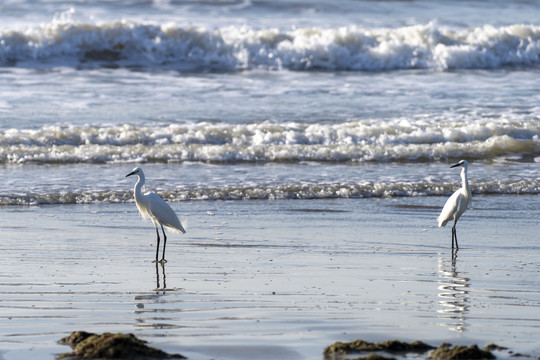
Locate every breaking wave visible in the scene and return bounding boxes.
[1,119,538,164]
[1,179,538,205]
[1,21,539,71]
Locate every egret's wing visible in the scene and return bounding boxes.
[437,190,460,227]
[147,193,186,234]
[453,191,469,220]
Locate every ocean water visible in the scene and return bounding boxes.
[0,1,540,359]
[0,0,539,206]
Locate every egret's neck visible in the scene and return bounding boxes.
[134,174,146,200]
[461,167,470,193]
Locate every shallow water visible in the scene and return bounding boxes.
[1,196,538,360]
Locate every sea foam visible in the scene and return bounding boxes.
[1,22,539,71]
[1,178,538,205]
[1,119,538,164]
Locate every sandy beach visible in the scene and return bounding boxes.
[1,195,538,360]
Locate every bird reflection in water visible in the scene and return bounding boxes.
[155,261,167,292]
[133,262,176,330]
[437,250,470,332]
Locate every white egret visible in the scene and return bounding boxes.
[126,167,186,262]
[437,160,471,249]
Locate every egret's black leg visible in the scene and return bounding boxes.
[154,225,160,262]
[451,219,459,250]
[160,224,167,263]
[451,224,455,249]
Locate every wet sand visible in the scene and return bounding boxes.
[0,196,539,360]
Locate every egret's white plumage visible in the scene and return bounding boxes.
[437,160,471,249]
[126,167,185,262]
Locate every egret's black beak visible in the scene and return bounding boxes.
[126,171,135,177]
[450,162,462,168]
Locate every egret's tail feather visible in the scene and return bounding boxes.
[176,223,186,234]
[167,222,186,234]
[437,216,448,227]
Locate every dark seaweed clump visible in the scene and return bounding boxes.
[427,343,495,360]
[324,339,434,359]
[57,331,185,360]
[324,339,500,360]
